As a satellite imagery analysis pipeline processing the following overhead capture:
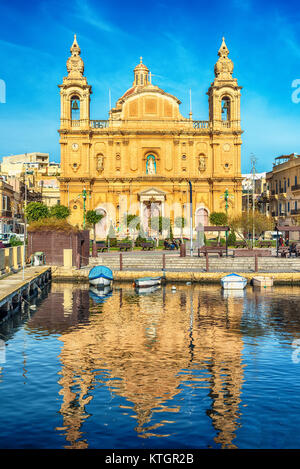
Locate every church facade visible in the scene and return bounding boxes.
[58,36,243,238]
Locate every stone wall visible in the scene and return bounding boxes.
[0,246,25,274]
[27,230,90,267]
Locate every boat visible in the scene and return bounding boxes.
[88,265,113,287]
[134,276,161,288]
[221,273,247,290]
[252,276,273,288]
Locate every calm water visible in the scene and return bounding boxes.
[0,281,300,449]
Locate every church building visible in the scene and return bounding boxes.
[58,36,243,238]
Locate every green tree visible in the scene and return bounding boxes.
[209,211,228,226]
[49,204,70,220]
[209,211,228,243]
[86,209,104,243]
[25,201,49,223]
[124,214,140,233]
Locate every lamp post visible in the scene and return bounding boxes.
[22,173,27,280]
[188,181,193,257]
[75,187,89,229]
[221,188,233,257]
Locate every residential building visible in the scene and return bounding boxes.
[265,153,300,224]
[242,172,266,213]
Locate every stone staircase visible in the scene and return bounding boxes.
[88,251,300,273]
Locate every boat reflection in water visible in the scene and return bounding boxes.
[89,285,113,304]
[134,285,161,296]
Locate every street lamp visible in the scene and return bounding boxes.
[220,188,234,257]
[22,171,28,280]
[188,181,193,257]
[75,187,90,229]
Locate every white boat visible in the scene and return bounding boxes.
[88,265,113,287]
[221,273,247,290]
[252,276,273,288]
[134,276,161,288]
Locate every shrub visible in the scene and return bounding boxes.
[227,231,236,246]
[27,218,79,233]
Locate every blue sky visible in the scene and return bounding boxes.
[0,0,299,173]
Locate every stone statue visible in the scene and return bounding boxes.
[199,156,206,172]
[147,156,156,175]
[97,155,104,172]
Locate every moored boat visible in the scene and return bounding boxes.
[221,273,247,290]
[134,276,161,288]
[252,276,273,288]
[89,265,113,287]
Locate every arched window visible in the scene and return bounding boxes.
[71,95,80,121]
[221,96,230,121]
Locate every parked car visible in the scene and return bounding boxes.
[0,233,11,245]
[10,233,25,242]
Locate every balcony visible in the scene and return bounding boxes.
[193,120,210,129]
[0,210,13,218]
[90,120,109,129]
[291,184,300,192]
[291,209,300,215]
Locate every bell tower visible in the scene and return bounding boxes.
[207,37,242,132]
[59,35,92,130]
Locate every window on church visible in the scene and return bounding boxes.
[71,95,80,120]
[221,96,230,121]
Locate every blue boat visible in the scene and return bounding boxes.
[89,265,113,287]
[221,273,247,290]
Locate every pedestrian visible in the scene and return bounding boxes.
[279,236,284,247]
[289,242,296,257]
[285,236,289,246]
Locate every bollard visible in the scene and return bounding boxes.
[180,243,186,257]
[205,252,209,272]
[162,253,166,270]
[120,253,123,271]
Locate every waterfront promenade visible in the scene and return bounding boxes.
[0,266,51,315]
[51,248,300,284]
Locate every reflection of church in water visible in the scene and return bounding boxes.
[28,284,246,449]
[58,35,243,236]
